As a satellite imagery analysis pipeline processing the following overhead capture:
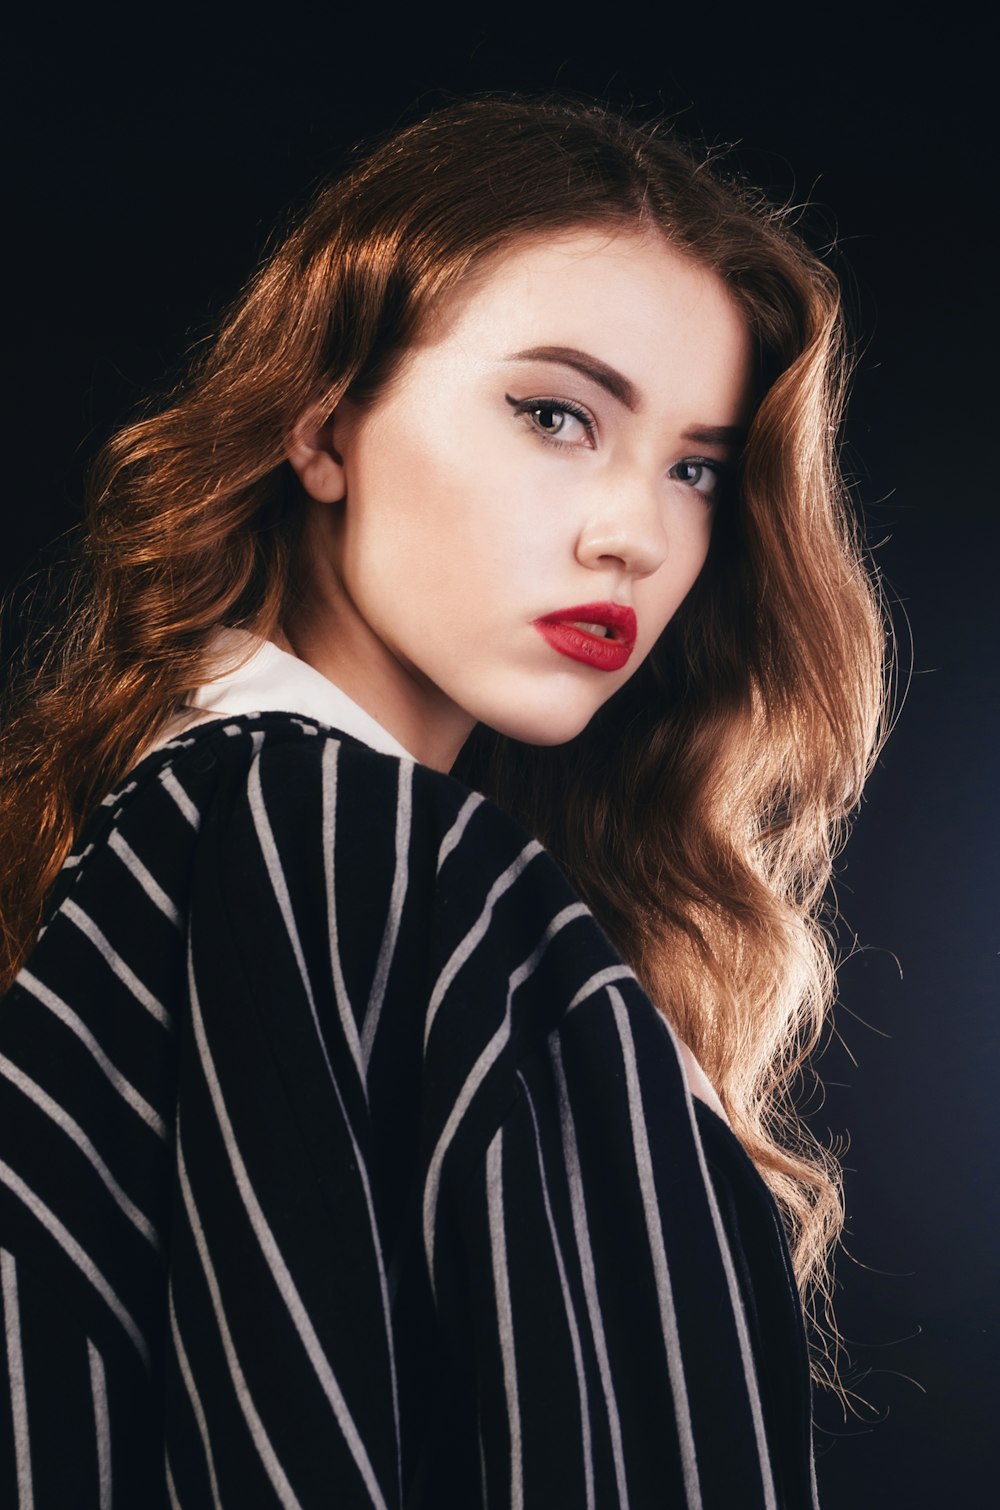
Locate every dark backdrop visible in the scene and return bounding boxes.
[4,15,996,1508]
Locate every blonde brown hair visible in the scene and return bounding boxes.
[0,95,888,1386]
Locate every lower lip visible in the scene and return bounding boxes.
[534,620,634,672]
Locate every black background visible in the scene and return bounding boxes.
[4,14,996,1507]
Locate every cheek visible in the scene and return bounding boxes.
[689,515,715,584]
[680,504,716,577]
[364,428,553,600]
[342,449,518,631]
[639,512,714,639]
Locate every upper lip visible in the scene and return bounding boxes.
[536,601,637,647]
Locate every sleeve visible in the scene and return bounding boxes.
[416,785,815,1503]
[0,1253,120,1508]
[165,733,421,1509]
[0,793,186,1508]
[434,958,801,1507]
[1,727,419,1510]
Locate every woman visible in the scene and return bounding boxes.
[0,96,886,1506]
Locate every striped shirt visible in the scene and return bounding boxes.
[0,711,819,1506]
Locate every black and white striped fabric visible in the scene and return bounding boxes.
[0,713,819,1506]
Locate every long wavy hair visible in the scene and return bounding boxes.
[0,95,887,1386]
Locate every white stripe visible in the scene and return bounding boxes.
[809,1440,820,1510]
[423,904,588,1296]
[361,761,412,1073]
[187,950,393,1510]
[62,900,172,1028]
[671,1025,779,1510]
[247,753,403,1495]
[2,1250,33,1509]
[169,1284,223,1509]
[608,989,702,1507]
[479,1422,490,1509]
[101,780,138,808]
[424,840,543,1052]
[247,757,333,1078]
[0,1055,160,1251]
[88,1340,112,1510]
[108,830,183,929]
[159,767,201,829]
[436,792,484,873]
[319,743,366,1086]
[165,1453,181,1510]
[566,964,634,1014]
[0,1162,149,1370]
[550,1036,630,1508]
[18,972,167,1140]
[61,844,94,870]
[486,1130,522,1510]
[424,1023,508,1301]
[176,1126,303,1509]
[517,1071,594,1510]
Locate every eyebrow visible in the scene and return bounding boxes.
[505,345,746,447]
[681,424,746,448]
[506,345,639,409]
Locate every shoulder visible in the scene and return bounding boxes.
[119,711,512,855]
[173,710,593,982]
[15,710,591,1020]
[46,711,506,906]
[125,710,577,930]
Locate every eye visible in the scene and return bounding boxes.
[527,404,586,441]
[668,457,726,499]
[505,394,595,448]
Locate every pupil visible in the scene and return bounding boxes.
[539,406,561,432]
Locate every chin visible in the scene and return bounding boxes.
[482,702,600,749]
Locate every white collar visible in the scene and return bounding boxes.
[149,628,417,762]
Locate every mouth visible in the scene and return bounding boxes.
[533,601,637,672]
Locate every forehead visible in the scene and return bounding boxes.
[408,226,752,411]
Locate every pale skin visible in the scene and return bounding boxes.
[286,224,754,1122]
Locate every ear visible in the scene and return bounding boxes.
[287,412,347,504]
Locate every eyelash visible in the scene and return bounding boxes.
[668,457,727,501]
[505,394,729,499]
[505,394,595,450]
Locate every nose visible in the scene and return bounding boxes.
[574,479,670,579]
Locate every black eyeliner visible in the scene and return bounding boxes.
[503,393,596,445]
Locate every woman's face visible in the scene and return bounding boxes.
[287,226,755,772]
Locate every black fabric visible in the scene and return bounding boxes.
[0,712,819,1506]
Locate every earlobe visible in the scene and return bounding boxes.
[287,413,347,504]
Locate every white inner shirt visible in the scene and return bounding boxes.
[142,628,417,763]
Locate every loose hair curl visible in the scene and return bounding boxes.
[0,95,888,1388]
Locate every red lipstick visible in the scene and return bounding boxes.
[533,601,637,672]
